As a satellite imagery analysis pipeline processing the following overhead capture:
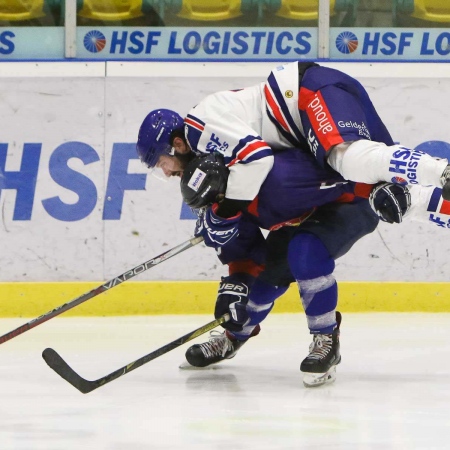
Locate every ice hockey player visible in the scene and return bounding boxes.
[136,62,450,243]
[179,149,450,386]
[177,149,410,387]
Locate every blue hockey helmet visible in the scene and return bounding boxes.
[136,109,184,168]
[181,153,229,210]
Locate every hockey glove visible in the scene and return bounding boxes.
[195,203,241,249]
[214,274,252,332]
[369,182,411,224]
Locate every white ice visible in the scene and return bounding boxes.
[0,313,449,450]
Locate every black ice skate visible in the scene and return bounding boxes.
[181,325,260,369]
[300,311,342,388]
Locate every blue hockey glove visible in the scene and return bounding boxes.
[194,203,241,249]
[369,182,411,224]
[214,274,252,332]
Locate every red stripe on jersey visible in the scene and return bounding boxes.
[228,140,269,166]
[298,86,315,110]
[335,192,355,203]
[264,85,291,134]
[354,182,375,199]
[185,117,204,132]
[299,87,344,151]
[440,199,450,214]
[247,196,259,217]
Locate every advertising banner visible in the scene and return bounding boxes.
[76,27,317,61]
[2,27,450,62]
[331,28,450,60]
[0,28,64,59]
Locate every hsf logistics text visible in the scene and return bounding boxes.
[1,29,450,58]
[101,30,450,56]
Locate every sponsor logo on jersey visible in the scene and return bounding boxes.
[388,147,426,185]
[428,214,450,228]
[307,93,334,135]
[307,129,319,156]
[206,133,229,153]
[300,90,344,151]
[187,168,206,192]
[337,120,371,140]
[391,176,407,185]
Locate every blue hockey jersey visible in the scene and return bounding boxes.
[216,147,371,267]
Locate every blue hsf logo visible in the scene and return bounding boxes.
[336,30,450,56]
[336,31,359,54]
[84,30,107,53]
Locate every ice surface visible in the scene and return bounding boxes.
[0,313,449,450]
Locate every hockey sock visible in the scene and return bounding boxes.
[232,278,288,341]
[288,233,337,334]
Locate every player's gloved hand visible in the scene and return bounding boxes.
[194,203,241,248]
[214,274,252,332]
[369,182,411,224]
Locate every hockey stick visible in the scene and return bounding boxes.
[42,313,230,394]
[0,236,203,345]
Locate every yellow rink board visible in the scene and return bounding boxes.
[0,281,450,317]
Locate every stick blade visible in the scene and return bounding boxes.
[42,348,96,394]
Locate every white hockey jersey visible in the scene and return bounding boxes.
[184,61,448,203]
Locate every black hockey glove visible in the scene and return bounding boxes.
[214,274,252,332]
[369,182,411,224]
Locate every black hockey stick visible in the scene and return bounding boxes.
[0,236,203,345]
[42,313,230,394]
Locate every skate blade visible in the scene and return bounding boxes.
[302,366,337,388]
[179,361,222,370]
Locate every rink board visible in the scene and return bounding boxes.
[1,62,450,287]
[2,62,450,320]
[0,281,449,317]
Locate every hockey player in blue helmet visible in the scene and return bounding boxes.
[137,62,450,250]
[136,108,194,178]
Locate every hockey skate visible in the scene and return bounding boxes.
[181,325,260,369]
[300,311,342,388]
